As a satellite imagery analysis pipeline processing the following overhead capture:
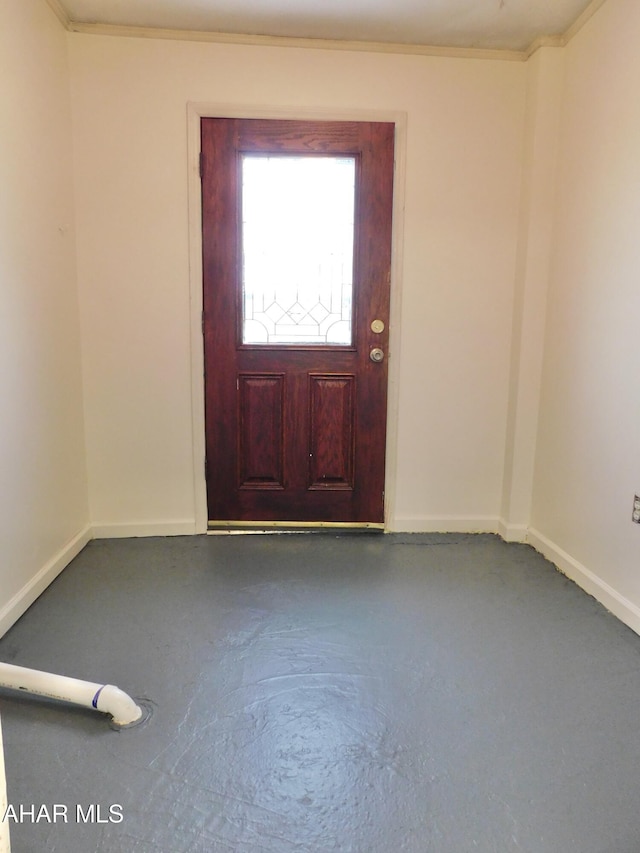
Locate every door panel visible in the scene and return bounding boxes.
[308,375,356,490]
[201,118,394,525]
[238,374,285,490]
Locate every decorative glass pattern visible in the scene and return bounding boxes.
[241,155,356,346]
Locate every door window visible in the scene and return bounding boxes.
[241,155,356,346]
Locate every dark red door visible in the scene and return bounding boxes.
[201,118,394,525]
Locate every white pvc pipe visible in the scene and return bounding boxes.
[0,663,143,728]
[0,715,10,853]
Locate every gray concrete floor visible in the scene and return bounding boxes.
[1,533,640,852]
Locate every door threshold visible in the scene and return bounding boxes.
[207,520,385,535]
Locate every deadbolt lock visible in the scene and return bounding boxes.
[371,319,385,334]
[370,347,385,363]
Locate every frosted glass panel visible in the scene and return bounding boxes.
[241,156,356,345]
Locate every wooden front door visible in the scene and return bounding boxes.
[201,118,394,526]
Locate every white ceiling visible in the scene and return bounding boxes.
[57,0,599,52]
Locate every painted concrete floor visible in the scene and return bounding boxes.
[1,533,640,852]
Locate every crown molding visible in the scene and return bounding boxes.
[66,21,527,62]
[525,34,566,59]
[526,0,610,56]
[563,0,609,43]
[44,0,70,28]
[48,0,611,63]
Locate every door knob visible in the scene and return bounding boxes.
[370,347,385,363]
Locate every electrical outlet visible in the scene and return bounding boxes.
[633,495,640,524]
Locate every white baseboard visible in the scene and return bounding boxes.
[527,528,640,636]
[0,525,92,639]
[91,520,197,539]
[497,519,528,543]
[389,515,500,534]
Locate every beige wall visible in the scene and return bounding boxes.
[0,0,89,634]
[500,46,565,541]
[68,34,526,534]
[531,0,640,629]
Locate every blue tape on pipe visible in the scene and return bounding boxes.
[92,686,105,709]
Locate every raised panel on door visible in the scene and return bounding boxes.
[308,375,355,490]
[238,374,285,490]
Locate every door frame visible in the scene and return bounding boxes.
[187,102,407,533]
